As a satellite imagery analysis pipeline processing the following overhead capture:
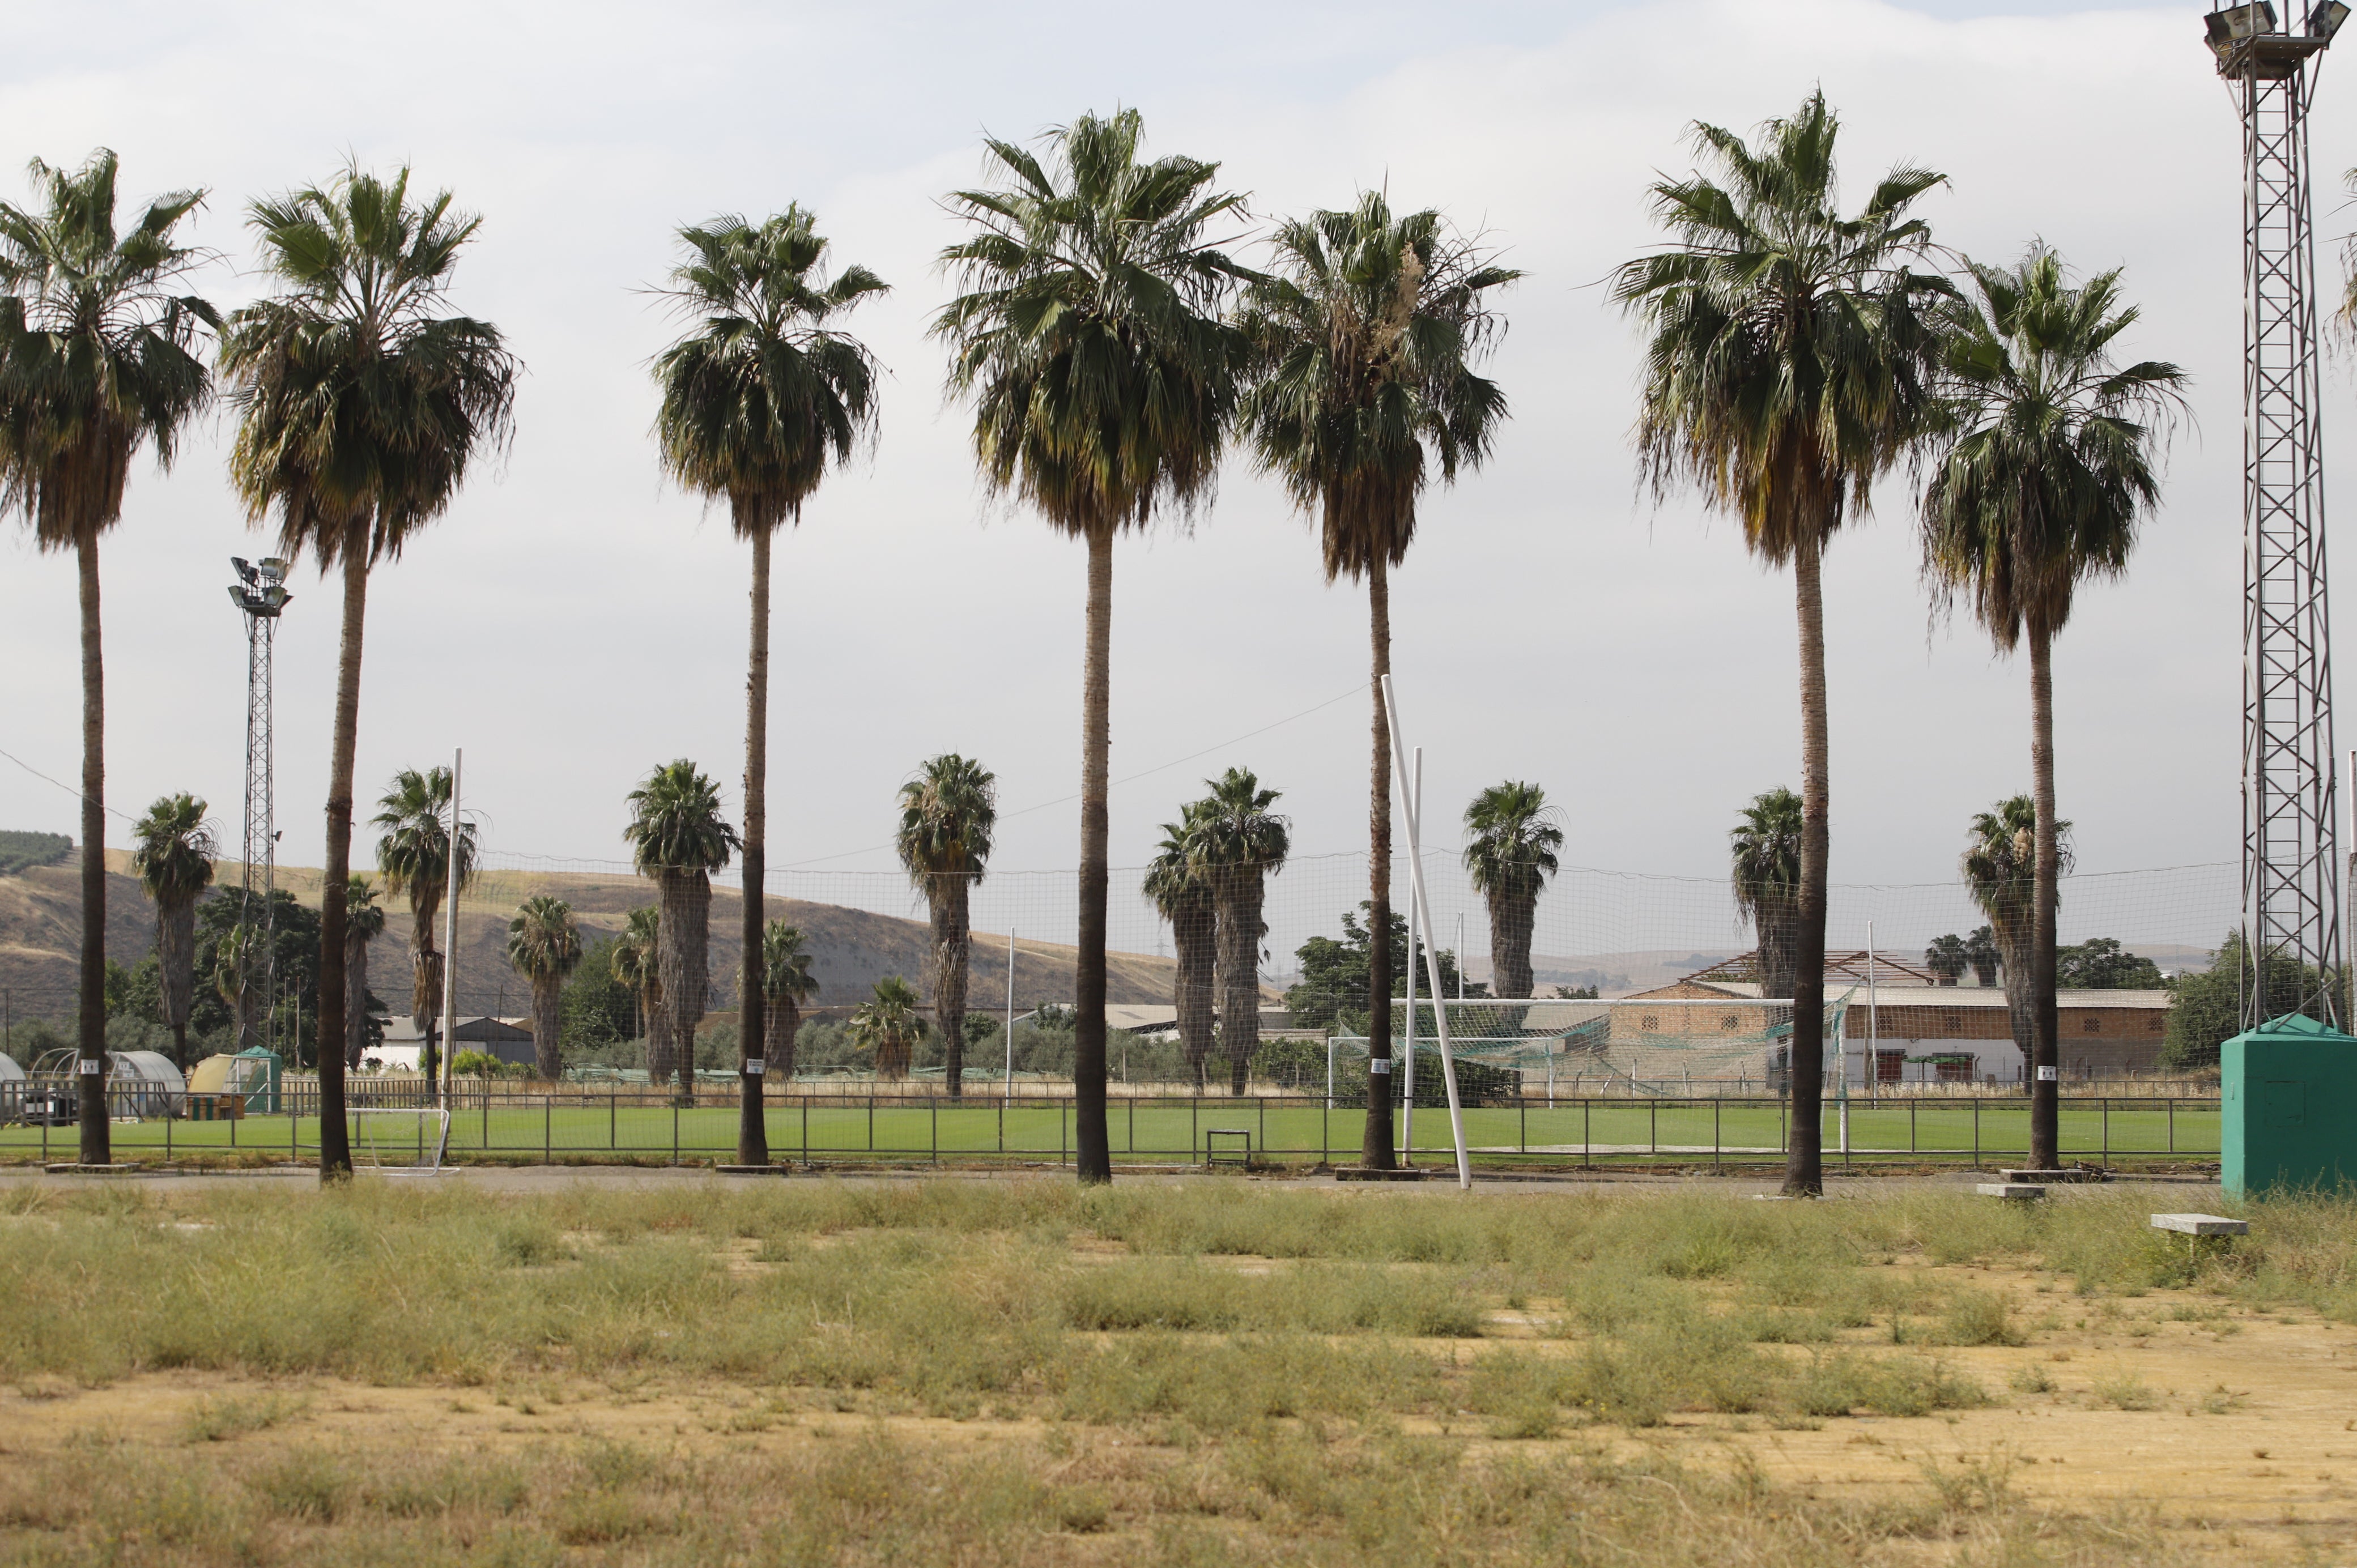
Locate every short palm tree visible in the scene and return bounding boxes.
[1462,782,1562,1000]
[1729,787,1806,1003]
[623,761,739,1105]
[1963,926,2001,987]
[1187,768,1290,1096]
[130,793,216,1070]
[1142,804,1218,1091]
[896,754,996,1101]
[342,876,386,1068]
[1920,245,2184,1169]
[1962,796,2075,1086]
[935,109,1248,1182]
[1239,190,1517,1163]
[1922,933,1969,986]
[1613,92,1951,1196]
[372,766,477,1093]
[653,207,884,1161]
[0,150,215,1163]
[850,975,925,1081]
[611,906,668,1081]
[757,921,819,1081]
[507,895,583,1082]
[220,164,517,1179]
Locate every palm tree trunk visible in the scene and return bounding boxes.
[660,871,710,1107]
[1177,896,1214,1091]
[1782,532,1830,1198]
[74,530,109,1165]
[1361,554,1396,1168]
[344,930,369,1070]
[939,880,971,1100]
[533,970,561,1081]
[160,898,195,1072]
[1073,525,1113,1183]
[1218,871,1263,1096]
[2028,620,2061,1168]
[738,527,771,1165]
[1490,889,1538,1000]
[314,540,368,1182]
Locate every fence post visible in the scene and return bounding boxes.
[801,1098,809,1164]
[1582,1098,1590,1168]
[869,1093,874,1154]
[997,1099,1003,1157]
[672,1102,679,1165]
[1259,1097,1266,1162]
[2101,1098,2109,1170]
[1521,1096,1527,1157]
[610,1095,616,1151]
[1713,1098,1721,1172]
[1909,1100,1916,1155]
[544,1098,551,1165]
[1973,1097,1980,1170]
[1061,1100,1069,1166]
[1650,1100,1657,1157]
[1322,1096,1329,1165]
[2167,1097,2174,1154]
[1130,1096,1136,1161]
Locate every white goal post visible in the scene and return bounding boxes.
[350,1106,455,1172]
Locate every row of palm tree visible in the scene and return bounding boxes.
[1141,768,1294,1094]
[1629,92,2184,1192]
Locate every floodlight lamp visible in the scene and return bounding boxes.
[227,585,251,612]
[257,556,288,583]
[261,584,290,612]
[2309,0,2347,38]
[2208,2,2281,48]
[231,556,256,585]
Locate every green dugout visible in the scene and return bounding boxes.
[2222,1013,2357,1196]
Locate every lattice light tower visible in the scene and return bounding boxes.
[228,557,291,1053]
[2207,1,2350,1025]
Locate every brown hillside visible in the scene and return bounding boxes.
[0,853,1180,1019]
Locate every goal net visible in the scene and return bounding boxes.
[1329,993,1855,1097]
[350,1107,455,1171]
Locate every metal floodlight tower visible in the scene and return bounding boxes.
[2207,1,2349,1025]
[228,556,292,1054]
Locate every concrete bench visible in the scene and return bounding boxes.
[2151,1213,2249,1237]
[1976,1182,2048,1200]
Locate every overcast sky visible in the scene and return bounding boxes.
[0,0,2330,919]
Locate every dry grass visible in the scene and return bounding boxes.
[0,1177,2350,1565]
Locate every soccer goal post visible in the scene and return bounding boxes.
[350,1106,455,1172]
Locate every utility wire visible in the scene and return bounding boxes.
[0,744,139,824]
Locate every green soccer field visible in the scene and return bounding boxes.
[0,1094,2222,1166]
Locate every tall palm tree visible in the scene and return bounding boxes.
[1239,191,1517,1166]
[611,905,669,1085]
[653,207,884,1161]
[1613,92,1950,1196]
[220,165,517,1180]
[1920,245,2184,1170]
[1461,781,1561,1000]
[623,761,739,1107]
[1730,787,1806,1003]
[129,793,215,1070]
[507,895,582,1082]
[342,876,385,1069]
[935,109,1248,1183]
[850,975,924,1081]
[0,150,215,1164]
[757,920,818,1082]
[1963,796,2075,1085]
[372,766,478,1095]
[1187,768,1290,1096]
[896,753,996,1101]
[1142,804,1218,1091]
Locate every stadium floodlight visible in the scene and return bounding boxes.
[228,555,288,1058]
[2310,0,2349,39]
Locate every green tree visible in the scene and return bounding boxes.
[757,921,819,1081]
[609,906,667,1078]
[896,753,996,1100]
[1188,768,1291,1095]
[1142,803,1218,1091]
[1922,933,1969,986]
[653,206,883,1160]
[623,761,739,1101]
[1286,904,1472,1036]
[1920,245,2186,1168]
[558,936,639,1056]
[2160,932,2329,1071]
[221,164,518,1179]
[1614,93,1950,1195]
[1730,787,1805,1002]
[1240,190,1517,1168]
[342,876,386,1068]
[1462,781,1560,1000]
[130,793,216,1069]
[1962,796,2074,1080]
[507,895,583,1081]
[850,975,924,1081]
[935,109,1247,1183]
[0,150,216,1164]
[2056,937,2164,990]
[372,766,478,1091]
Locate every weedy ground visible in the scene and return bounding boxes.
[0,1175,2351,1565]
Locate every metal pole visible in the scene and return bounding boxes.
[1403,746,1420,1164]
[1004,929,1016,1107]
[439,749,463,1106]
[1866,922,1880,1103]
[1377,675,1470,1188]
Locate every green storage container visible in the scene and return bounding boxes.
[2222,1013,2357,1197]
